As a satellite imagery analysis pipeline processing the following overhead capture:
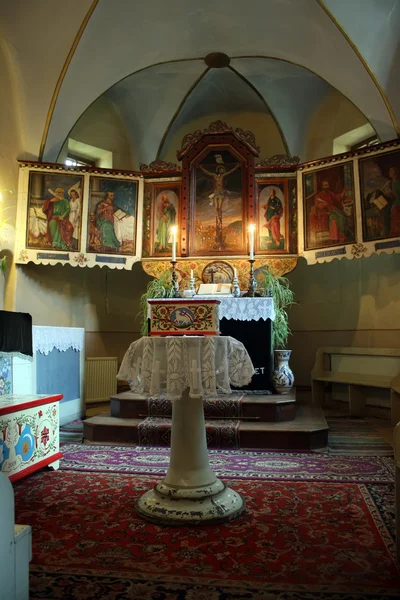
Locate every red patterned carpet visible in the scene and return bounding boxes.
[13,469,400,599]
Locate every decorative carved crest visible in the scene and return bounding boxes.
[140,160,181,173]
[177,120,260,159]
[256,155,300,168]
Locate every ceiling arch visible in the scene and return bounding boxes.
[158,66,288,162]
[42,0,397,163]
[322,0,400,133]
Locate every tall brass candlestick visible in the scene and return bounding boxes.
[171,260,182,298]
[243,259,260,297]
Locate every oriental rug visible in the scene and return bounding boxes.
[137,417,240,449]
[325,417,393,456]
[59,418,84,443]
[147,393,244,418]
[59,443,395,484]
[13,470,399,600]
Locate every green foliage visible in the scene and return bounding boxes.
[138,271,174,336]
[261,268,295,350]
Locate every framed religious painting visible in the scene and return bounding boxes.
[302,161,356,250]
[87,176,138,255]
[256,178,290,253]
[26,171,84,252]
[359,149,400,242]
[189,147,247,256]
[150,182,181,257]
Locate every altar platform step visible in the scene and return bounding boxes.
[83,405,328,450]
[110,390,296,423]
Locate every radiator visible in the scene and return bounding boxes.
[84,357,118,404]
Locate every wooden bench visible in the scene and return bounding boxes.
[311,347,400,425]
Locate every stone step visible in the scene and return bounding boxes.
[109,390,296,423]
[83,405,328,450]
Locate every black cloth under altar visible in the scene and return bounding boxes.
[219,317,273,392]
[0,310,33,357]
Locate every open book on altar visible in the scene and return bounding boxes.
[197,283,232,295]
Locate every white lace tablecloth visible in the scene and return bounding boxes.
[33,326,85,355]
[196,296,275,321]
[117,335,255,400]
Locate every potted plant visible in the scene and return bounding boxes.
[261,268,296,394]
[138,271,174,336]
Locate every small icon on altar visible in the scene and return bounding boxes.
[170,308,195,329]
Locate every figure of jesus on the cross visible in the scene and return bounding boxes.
[198,154,240,250]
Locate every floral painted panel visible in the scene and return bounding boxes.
[0,401,60,478]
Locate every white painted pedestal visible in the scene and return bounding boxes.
[135,388,245,525]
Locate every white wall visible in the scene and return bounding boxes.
[287,253,400,387]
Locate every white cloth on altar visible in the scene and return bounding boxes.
[212,296,275,321]
[117,335,255,399]
[32,326,85,355]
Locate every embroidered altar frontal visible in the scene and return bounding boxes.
[148,299,220,336]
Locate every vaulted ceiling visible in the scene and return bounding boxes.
[1,0,399,167]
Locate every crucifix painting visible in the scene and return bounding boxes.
[192,148,245,255]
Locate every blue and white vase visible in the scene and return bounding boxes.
[272,350,294,394]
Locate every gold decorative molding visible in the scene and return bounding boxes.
[315,0,400,136]
[38,0,100,161]
[298,137,400,171]
[140,160,181,173]
[142,257,298,291]
[256,155,300,168]
[177,120,260,160]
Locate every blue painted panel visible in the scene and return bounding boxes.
[36,348,80,402]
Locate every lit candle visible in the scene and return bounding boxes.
[248,224,255,260]
[171,226,177,261]
[234,267,237,278]
[190,269,194,279]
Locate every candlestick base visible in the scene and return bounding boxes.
[243,259,261,298]
[171,261,182,298]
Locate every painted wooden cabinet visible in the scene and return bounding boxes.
[0,394,63,482]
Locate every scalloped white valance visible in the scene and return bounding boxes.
[33,326,84,355]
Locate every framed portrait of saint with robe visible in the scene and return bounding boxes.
[26,171,84,252]
[256,179,290,253]
[359,149,400,242]
[87,176,138,255]
[302,162,356,250]
[150,183,181,257]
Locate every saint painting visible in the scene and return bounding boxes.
[303,163,356,250]
[87,176,138,255]
[257,181,289,252]
[359,150,400,241]
[26,172,84,251]
[192,149,245,255]
[151,186,180,256]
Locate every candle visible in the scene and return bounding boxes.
[190,269,194,279]
[248,224,255,260]
[234,268,237,278]
[171,226,177,261]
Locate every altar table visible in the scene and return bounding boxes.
[117,335,254,525]
[196,296,275,392]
